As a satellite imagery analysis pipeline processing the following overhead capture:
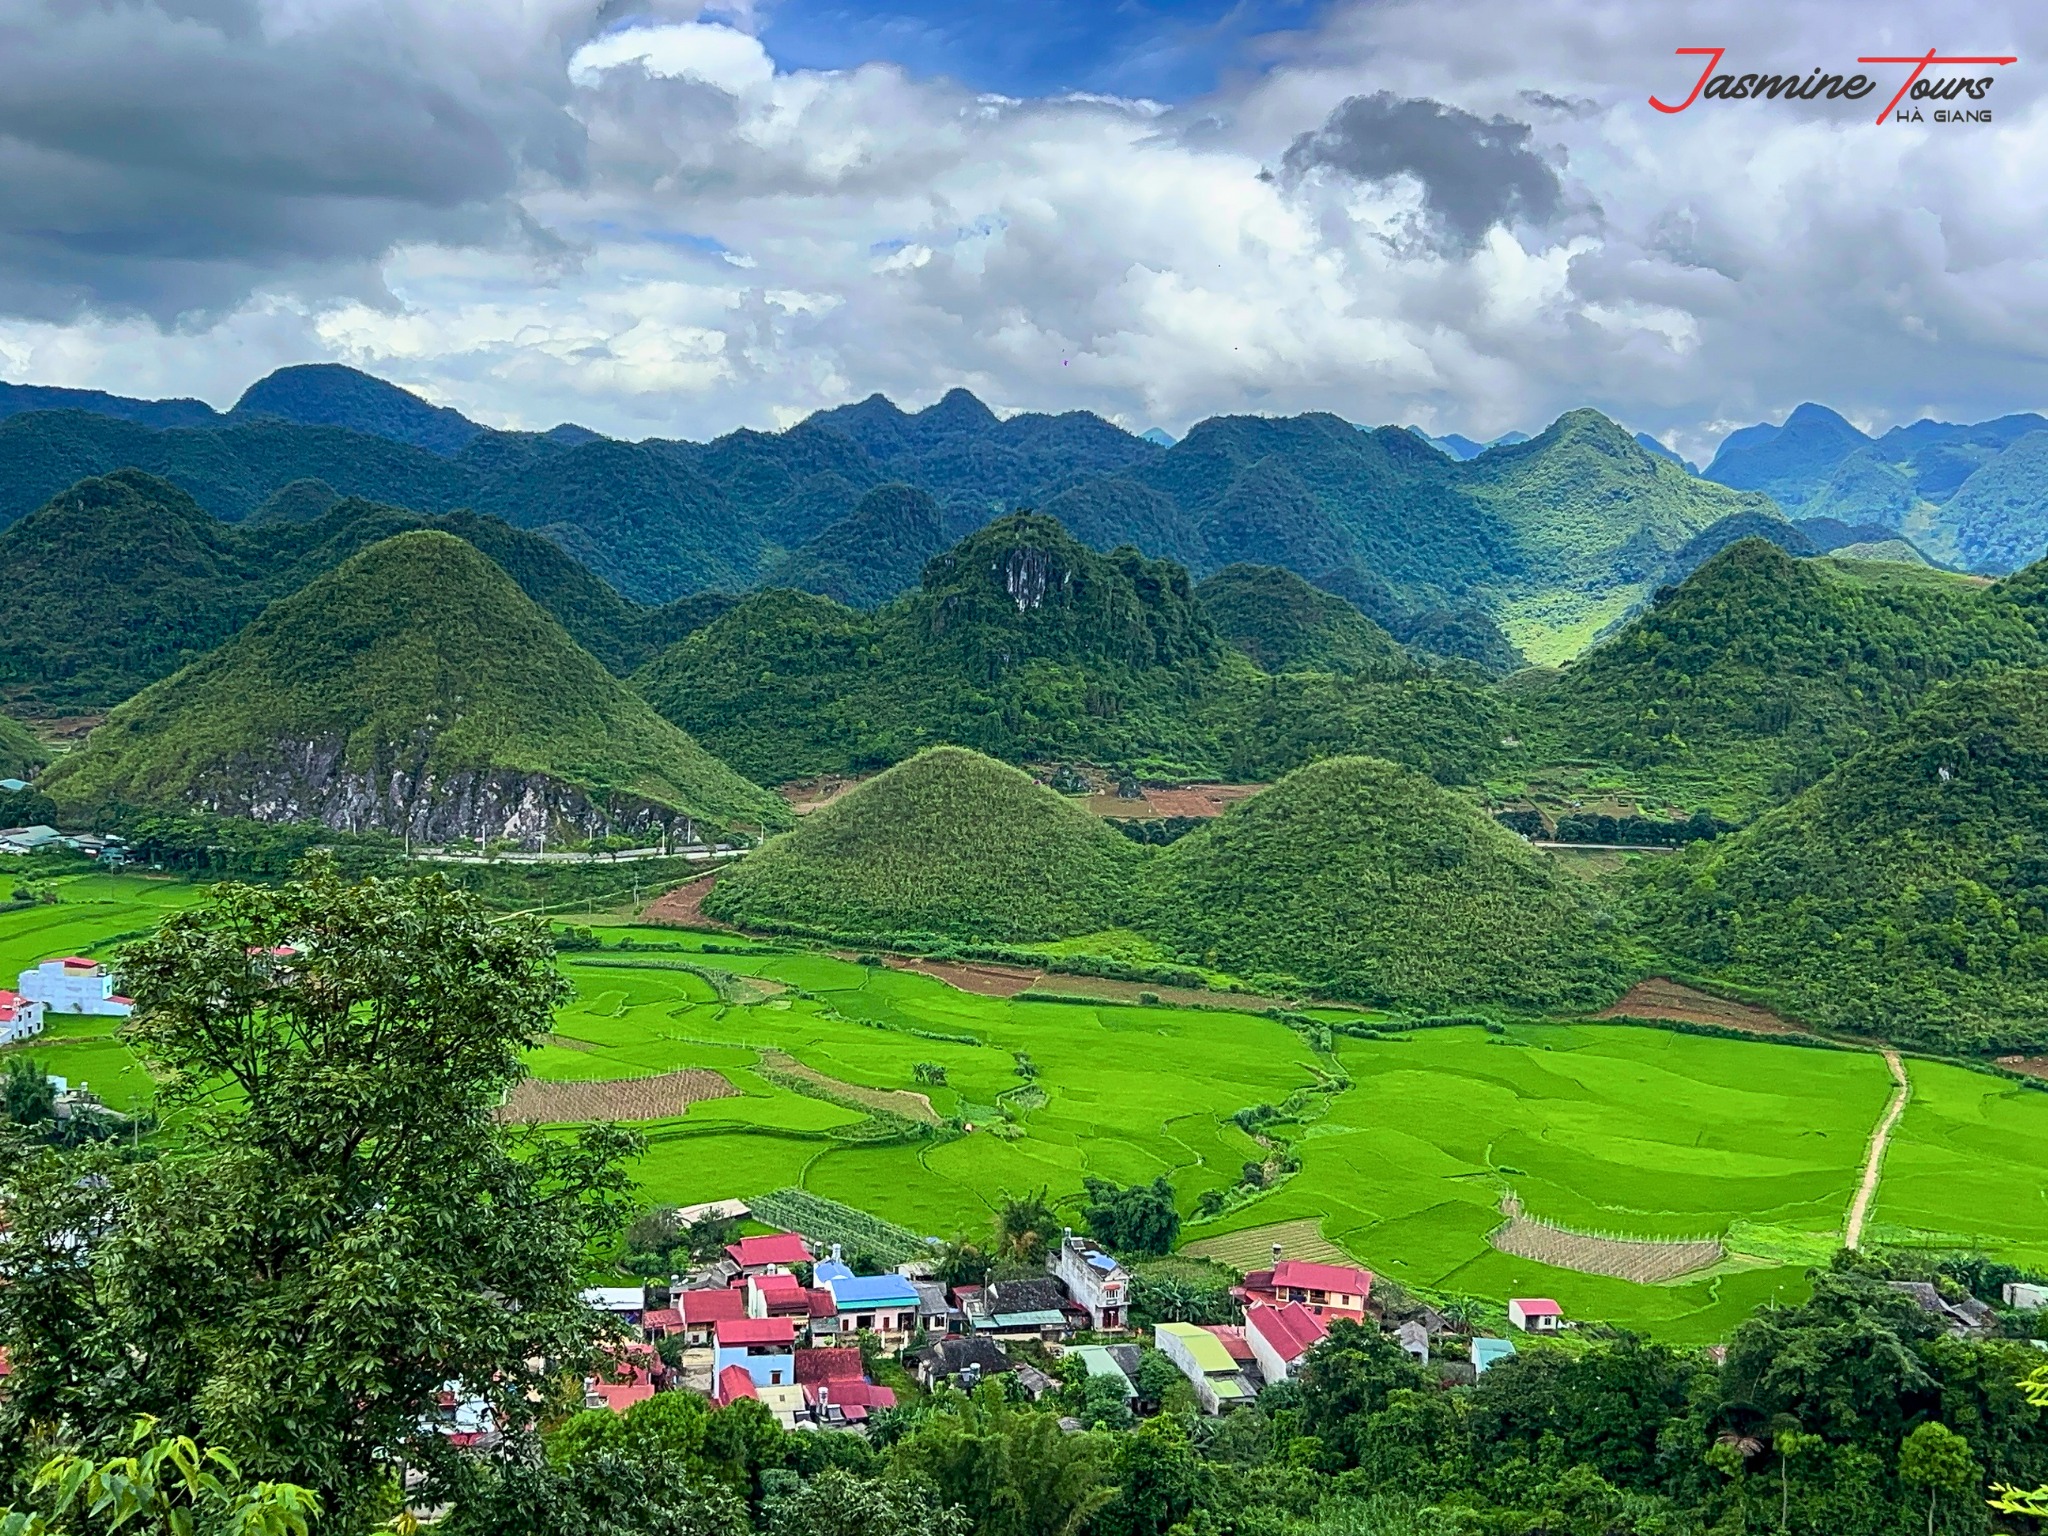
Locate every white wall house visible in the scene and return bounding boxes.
[1508,1298,1562,1332]
[0,988,45,1045]
[1051,1229,1131,1329]
[19,958,134,1018]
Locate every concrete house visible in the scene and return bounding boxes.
[19,958,134,1018]
[1237,1256,1373,1320]
[1472,1337,1517,1374]
[0,989,45,1046]
[1507,1298,1562,1333]
[814,1250,921,1344]
[2004,1282,2048,1309]
[1155,1322,1257,1414]
[909,1334,1016,1392]
[1244,1302,1328,1385]
[724,1233,814,1276]
[676,1286,747,1346]
[1051,1229,1131,1330]
[966,1277,1077,1340]
[713,1316,798,1389]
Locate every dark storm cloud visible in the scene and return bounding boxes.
[1280,91,1561,247]
[0,0,590,322]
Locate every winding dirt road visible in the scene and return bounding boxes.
[1844,1049,1910,1249]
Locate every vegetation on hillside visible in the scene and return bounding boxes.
[701,746,1140,943]
[759,483,948,608]
[1139,755,1636,1008]
[1635,670,2048,1051]
[0,711,48,779]
[1514,540,2048,817]
[1194,563,1408,675]
[43,531,786,841]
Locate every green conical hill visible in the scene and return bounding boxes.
[1138,755,1632,1009]
[701,745,1138,942]
[1637,670,2048,1051]
[44,530,786,844]
[1195,563,1408,675]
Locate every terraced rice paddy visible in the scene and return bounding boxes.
[5,872,2048,1342]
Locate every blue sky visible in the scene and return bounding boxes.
[755,0,1319,100]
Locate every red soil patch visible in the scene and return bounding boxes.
[778,775,869,815]
[883,956,1044,997]
[641,874,731,930]
[1085,783,1266,819]
[498,1068,738,1123]
[1996,1055,2048,1081]
[1597,978,1806,1037]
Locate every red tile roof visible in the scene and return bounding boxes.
[716,1316,797,1347]
[1205,1324,1256,1363]
[807,1288,836,1318]
[794,1347,867,1385]
[680,1288,748,1324]
[1247,1302,1329,1363]
[806,1380,896,1411]
[1512,1297,1562,1316]
[587,1381,655,1413]
[1273,1259,1373,1297]
[717,1365,758,1404]
[726,1233,814,1268]
[641,1307,683,1333]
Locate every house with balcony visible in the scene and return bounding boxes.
[813,1249,921,1345]
[1236,1256,1373,1320]
[1051,1230,1131,1330]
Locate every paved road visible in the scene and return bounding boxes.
[1844,1049,1910,1249]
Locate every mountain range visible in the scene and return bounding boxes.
[23,364,2048,667]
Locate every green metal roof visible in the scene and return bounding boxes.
[1158,1322,1239,1374]
[987,1310,1067,1328]
[1072,1346,1137,1397]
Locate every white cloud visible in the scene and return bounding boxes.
[3,0,2048,455]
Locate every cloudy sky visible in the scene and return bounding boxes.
[0,0,2040,458]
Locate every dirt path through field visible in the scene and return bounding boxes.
[1844,1050,1910,1249]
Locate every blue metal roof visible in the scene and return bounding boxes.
[813,1259,854,1284]
[829,1273,919,1307]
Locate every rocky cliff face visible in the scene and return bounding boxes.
[191,736,706,847]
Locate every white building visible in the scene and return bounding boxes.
[1051,1229,1131,1329]
[0,988,45,1045]
[18,958,134,1018]
[2004,1282,2048,1309]
[1508,1297,1562,1333]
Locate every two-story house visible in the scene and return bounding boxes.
[1050,1229,1131,1330]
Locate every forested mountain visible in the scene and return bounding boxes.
[1516,539,2048,817]
[0,471,714,711]
[1194,563,1409,675]
[1140,755,1635,1008]
[1636,669,2048,1050]
[636,514,1506,786]
[43,532,786,844]
[758,483,949,608]
[1704,403,2048,571]
[702,746,1140,943]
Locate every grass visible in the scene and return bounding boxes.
[6,874,2048,1343]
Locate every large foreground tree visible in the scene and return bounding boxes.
[0,858,637,1531]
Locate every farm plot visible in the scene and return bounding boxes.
[498,1068,738,1124]
[1488,1207,1724,1283]
[1183,1218,1352,1270]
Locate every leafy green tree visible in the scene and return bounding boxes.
[1093,1415,1200,1536]
[1295,1322,1433,1470]
[1898,1422,1976,1536]
[431,1451,747,1536]
[1073,1374,1135,1432]
[0,860,638,1531]
[0,1416,319,1536]
[890,1383,1113,1536]
[2,1057,54,1127]
[1990,1364,2048,1518]
[762,1468,966,1536]
[993,1189,1059,1264]
[1081,1177,1179,1258]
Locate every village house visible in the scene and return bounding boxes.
[908,1334,1017,1392]
[673,1286,747,1347]
[0,988,44,1046]
[1244,1302,1328,1386]
[1889,1282,1997,1336]
[1068,1344,1139,1404]
[909,1278,956,1335]
[1472,1337,1517,1374]
[714,1367,808,1427]
[964,1276,1078,1340]
[580,1286,646,1324]
[724,1232,814,1276]
[1236,1253,1373,1320]
[2005,1282,2048,1309]
[0,826,61,856]
[18,957,134,1018]
[583,1343,663,1413]
[813,1249,921,1345]
[1507,1298,1562,1333]
[1396,1319,1431,1364]
[1050,1229,1131,1330]
[795,1348,898,1427]
[1155,1322,1257,1414]
[712,1316,798,1389]
[744,1270,814,1322]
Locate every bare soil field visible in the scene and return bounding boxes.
[760,1049,940,1124]
[1596,977,1806,1037]
[1084,783,1265,819]
[1996,1054,2048,1081]
[498,1068,738,1124]
[1020,975,1290,1011]
[1489,1211,1723,1283]
[882,956,1044,997]
[640,875,731,930]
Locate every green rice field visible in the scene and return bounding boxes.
[4,871,2047,1343]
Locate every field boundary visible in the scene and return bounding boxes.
[1182,1217,1354,1272]
[1844,1049,1910,1249]
[758,1049,940,1125]
[497,1068,738,1124]
[1486,1195,1724,1282]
